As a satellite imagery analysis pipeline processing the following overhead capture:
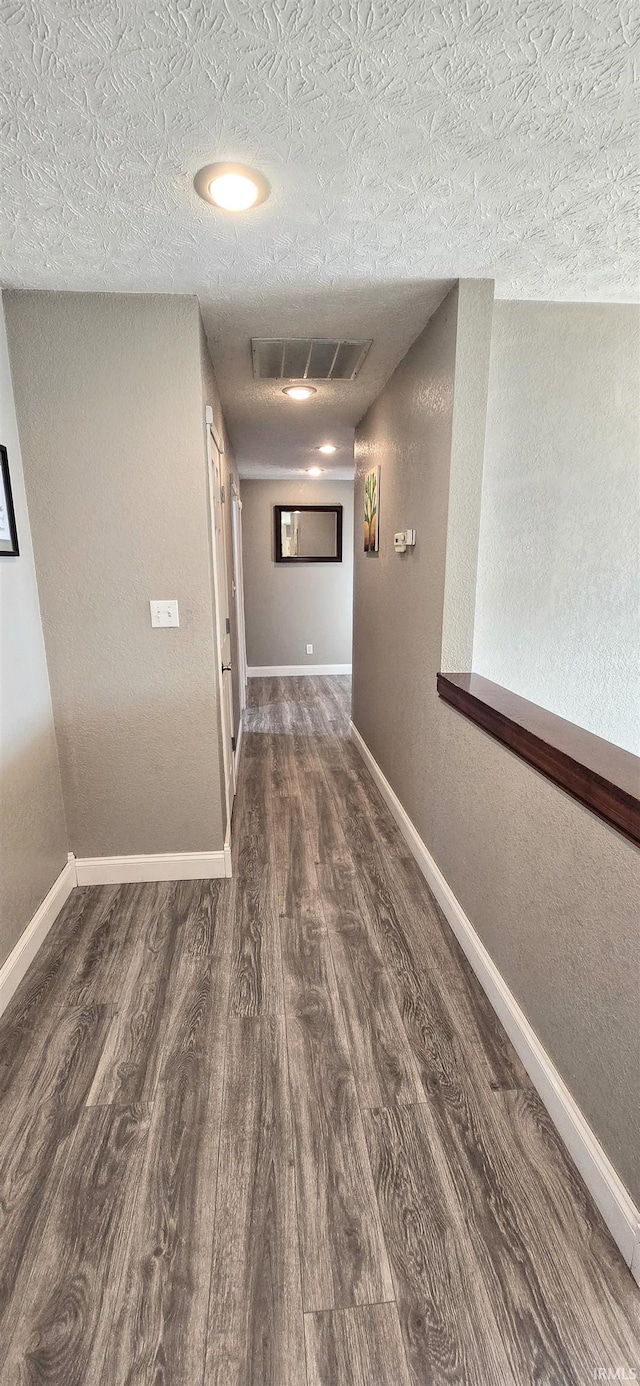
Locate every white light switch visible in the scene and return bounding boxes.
[306,643,313,655]
[150,600,179,628]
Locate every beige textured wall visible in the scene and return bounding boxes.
[6,292,225,859]
[352,284,640,1204]
[474,300,640,754]
[0,296,68,968]
[242,479,354,668]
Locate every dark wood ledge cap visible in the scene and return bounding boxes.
[437,671,640,848]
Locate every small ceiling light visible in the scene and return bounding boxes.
[194,162,270,211]
[318,444,337,454]
[282,385,317,401]
[306,466,325,476]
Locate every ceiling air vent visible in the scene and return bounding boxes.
[251,338,372,382]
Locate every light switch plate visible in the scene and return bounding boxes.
[150,600,179,628]
[306,643,313,655]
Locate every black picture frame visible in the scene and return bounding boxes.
[0,446,19,557]
[274,504,343,563]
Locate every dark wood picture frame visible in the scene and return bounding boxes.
[0,445,19,557]
[274,504,343,563]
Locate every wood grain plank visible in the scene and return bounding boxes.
[65,881,153,1008]
[489,1087,640,1371]
[229,737,284,1016]
[99,952,231,1384]
[0,1003,113,1368]
[363,1103,519,1385]
[334,846,493,1103]
[319,863,425,1108]
[320,735,413,861]
[377,852,528,1092]
[276,788,341,1018]
[170,877,232,956]
[0,886,119,1102]
[314,775,469,1095]
[278,791,393,1311]
[305,1303,411,1386]
[1,1103,150,1386]
[302,676,351,740]
[288,714,420,1098]
[327,754,526,1094]
[86,881,181,1106]
[408,1060,637,1384]
[294,734,353,869]
[266,731,308,905]
[283,926,394,1309]
[229,867,283,1016]
[411,1090,585,1383]
[205,1017,306,1386]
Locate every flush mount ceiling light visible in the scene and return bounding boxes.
[306,466,325,476]
[318,444,336,454]
[194,162,270,211]
[282,384,317,401]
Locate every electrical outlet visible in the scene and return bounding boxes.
[150,600,179,628]
[306,643,313,655]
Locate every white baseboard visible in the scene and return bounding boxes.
[247,664,352,677]
[350,719,640,1284]
[0,855,77,1019]
[75,850,228,885]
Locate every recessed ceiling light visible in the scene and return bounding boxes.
[282,385,317,401]
[306,466,325,476]
[318,444,337,454]
[194,163,270,211]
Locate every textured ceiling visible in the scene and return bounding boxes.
[2,0,637,478]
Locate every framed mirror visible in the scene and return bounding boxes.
[275,505,343,563]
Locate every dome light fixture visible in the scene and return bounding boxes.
[306,466,325,476]
[194,162,270,211]
[282,384,317,401]
[318,444,336,454]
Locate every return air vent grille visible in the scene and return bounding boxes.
[251,338,371,382]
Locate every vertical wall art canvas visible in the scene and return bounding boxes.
[363,465,380,553]
[0,446,19,556]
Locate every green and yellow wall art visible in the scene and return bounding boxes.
[363,465,380,553]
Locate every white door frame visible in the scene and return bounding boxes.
[230,479,248,714]
[205,410,235,850]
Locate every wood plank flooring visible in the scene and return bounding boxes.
[0,675,638,1384]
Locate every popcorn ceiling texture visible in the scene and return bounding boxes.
[1,0,637,472]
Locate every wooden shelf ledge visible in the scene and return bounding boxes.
[437,672,640,847]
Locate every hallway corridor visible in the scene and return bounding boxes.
[0,677,637,1384]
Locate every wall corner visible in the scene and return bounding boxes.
[441,279,495,671]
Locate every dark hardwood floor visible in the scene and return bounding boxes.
[0,676,638,1384]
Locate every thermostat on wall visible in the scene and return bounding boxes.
[394,529,416,553]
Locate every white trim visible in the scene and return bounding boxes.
[230,483,248,712]
[350,719,640,1284]
[223,826,233,879]
[75,851,227,886]
[234,716,244,781]
[0,855,77,1019]
[206,415,235,832]
[205,404,224,456]
[248,664,352,677]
